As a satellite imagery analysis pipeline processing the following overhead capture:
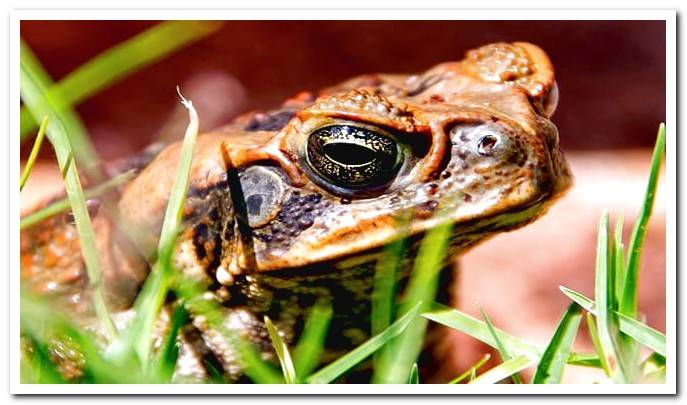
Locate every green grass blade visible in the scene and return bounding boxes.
[621,123,665,318]
[423,303,540,358]
[480,307,522,384]
[108,91,199,367]
[19,116,49,191]
[265,316,298,384]
[293,301,333,379]
[594,211,627,383]
[408,363,419,384]
[20,55,115,337]
[374,220,452,383]
[20,21,223,138]
[566,352,603,368]
[371,231,405,336]
[20,170,136,229]
[150,304,189,383]
[613,216,626,301]
[585,313,612,377]
[449,353,491,384]
[532,303,583,384]
[20,41,102,178]
[559,286,665,356]
[306,301,422,384]
[469,355,536,385]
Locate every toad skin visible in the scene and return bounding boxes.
[21,42,571,382]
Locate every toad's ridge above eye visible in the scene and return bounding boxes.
[306,125,403,192]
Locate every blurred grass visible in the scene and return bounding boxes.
[21,48,116,337]
[20,21,223,140]
[19,116,49,191]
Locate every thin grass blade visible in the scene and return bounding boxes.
[19,116,49,191]
[423,303,540,358]
[469,355,536,385]
[150,304,189,383]
[480,306,522,383]
[374,220,452,383]
[20,21,223,138]
[532,303,583,384]
[594,211,627,383]
[20,170,136,229]
[108,91,199,366]
[449,353,491,384]
[265,316,298,384]
[585,313,612,377]
[621,123,665,318]
[20,56,115,337]
[293,301,333,379]
[306,301,422,384]
[20,41,102,178]
[559,286,665,356]
[408,363,419,384]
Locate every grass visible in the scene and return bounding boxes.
[19,22,667,385]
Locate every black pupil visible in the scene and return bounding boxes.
[306,125,401,190]
[323,142,377,166]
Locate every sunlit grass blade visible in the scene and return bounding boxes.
[586,313,612,377]
[371,227,405,338]
[559,286,665,356]
[408,363,419,384]
[20,169,136,229]
[306,301,422,384]
[20,41,102,178]
[293,301,333,379]
[621,123,665,318]
[265,316,298,384]
[480,306,522,384]
[21,56,115,337]
[594,211,627,383]
[641,352,666,383]
[374,219,452,383]
[469,355,536,385]
[19,116,49,191]
[20,21,224,138]
[423,303,540,359]
[108,90,199,367]
[150,304,188,383]
[449,353,491,384]
[532,303,583,384]
[613,216,626,302]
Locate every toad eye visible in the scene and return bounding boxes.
[306,125,403,192]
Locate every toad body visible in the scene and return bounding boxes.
[21,42,572,382]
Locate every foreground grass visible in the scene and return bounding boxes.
[19,22,667,384]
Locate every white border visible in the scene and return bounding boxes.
[9,9,676,395]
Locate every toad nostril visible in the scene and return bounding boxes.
[477,135,498,155]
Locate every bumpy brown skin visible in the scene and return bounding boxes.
[21,42,571,382]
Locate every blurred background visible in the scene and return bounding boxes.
[20,20,667,383]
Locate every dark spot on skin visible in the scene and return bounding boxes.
[415,200,439,219]
[244,110,296,132]
[406,74,444,96]
[441,170,452,179]
[463,193,474,202]
[425,183,439,195]
[428,94,445,103]
[209,208,220,221]
[193,223,209,259]
[340,197,351,205]
[246,194,263,217]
